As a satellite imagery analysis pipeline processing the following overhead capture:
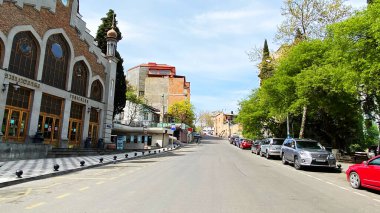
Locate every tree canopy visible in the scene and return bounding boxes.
[168,100,195,127]
[239,1,380,150]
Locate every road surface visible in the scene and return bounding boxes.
[0,136,379,212]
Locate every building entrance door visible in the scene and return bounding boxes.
[68,119,82,148]
[38,114,60,147]
[88,123,98,148]
[88,107,100,148]
[2,108,29,142]
[68,102,84,148]
[1,86,31,143]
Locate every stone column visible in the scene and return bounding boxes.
[82,105,90,148]
[27,90,42,143]
[60,99,71,148]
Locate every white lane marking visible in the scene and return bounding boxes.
[96,181,105,185]
[56,193,71,199]
[354,192,368,197]
[79,187,89,191]
[25,202,46,210]
[325,181,333,185]
[337,186,349,191]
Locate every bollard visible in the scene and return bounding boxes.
[149,151,151,154]
[99,158,104,163]
[53,164,60,171]
[80,160,85,166]
[15,170,23,178]
[113,156,117,160]
[125,154,128,158]
[154,151,156,154]
[134,153,137,156]
[159,150,161,153]
[142,151,145,155]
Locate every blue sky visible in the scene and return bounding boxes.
[79,0,366,114]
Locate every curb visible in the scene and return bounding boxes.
[0,146,180,188]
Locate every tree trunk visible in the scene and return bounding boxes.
[299,106,307,139]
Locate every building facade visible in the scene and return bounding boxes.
[127,62,190,122]
[0,0,118,148]
[213,112,242,138]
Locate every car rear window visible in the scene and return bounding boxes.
[273,139,284,145]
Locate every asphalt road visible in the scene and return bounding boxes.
[0,136,379,213]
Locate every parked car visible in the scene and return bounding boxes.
[235,138,245,147]
[346,155,380,191]
[260,138,285,159]
[233,137,240,146]
[229,135,239,144]
[251,140,262,155]
[280,138,337,170]
[240,139,253,149]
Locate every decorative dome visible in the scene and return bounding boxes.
[107,28,117,39]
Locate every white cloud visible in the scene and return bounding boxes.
[184,8,281,38]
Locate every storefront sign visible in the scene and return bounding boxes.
[70,94,89,104]
[4,73,40,88]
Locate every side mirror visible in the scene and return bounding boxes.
[362,161,368,165]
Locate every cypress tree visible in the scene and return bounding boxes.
[262,39,270,60]
[95,10,126,118]
[258,39,273,83]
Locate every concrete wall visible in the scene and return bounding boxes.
[0,142,52,161]
[145,77,169,117]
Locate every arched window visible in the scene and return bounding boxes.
[90,80,103,102]
[42,34,70,90]
[71,61,88,97]
[8,32,39,79]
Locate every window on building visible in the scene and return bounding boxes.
[70,102,84,120]
[71,61,88,97]
[8,32,39,79]
[40,94,63,116]
[143,112,149,120]
[90,80,103,102]
[6,85,31,109]
[42,34,69,90]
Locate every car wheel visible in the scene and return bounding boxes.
[294,157,302,170]
[349,172,361,189]
[260,151,264,157]
[256,150,260,155]
[266,152,270,159]
[282,154,287,165]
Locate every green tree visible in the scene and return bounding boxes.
[258,39,274,83]
[124,81,144,125]
[95,9,126,118]
[168,100,195,126]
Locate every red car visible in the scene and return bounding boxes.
[346,155,380,191]
[240,139,253,149]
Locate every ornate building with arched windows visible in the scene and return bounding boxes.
[0,0,118,150]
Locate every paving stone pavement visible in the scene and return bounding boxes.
[0,146,178,188]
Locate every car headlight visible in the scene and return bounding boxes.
[328,153,335,159]
[299,151,311,158]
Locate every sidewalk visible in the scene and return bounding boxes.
[0,146,179,188]
[337,161,354,173]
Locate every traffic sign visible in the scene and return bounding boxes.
[171,124,176,131]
